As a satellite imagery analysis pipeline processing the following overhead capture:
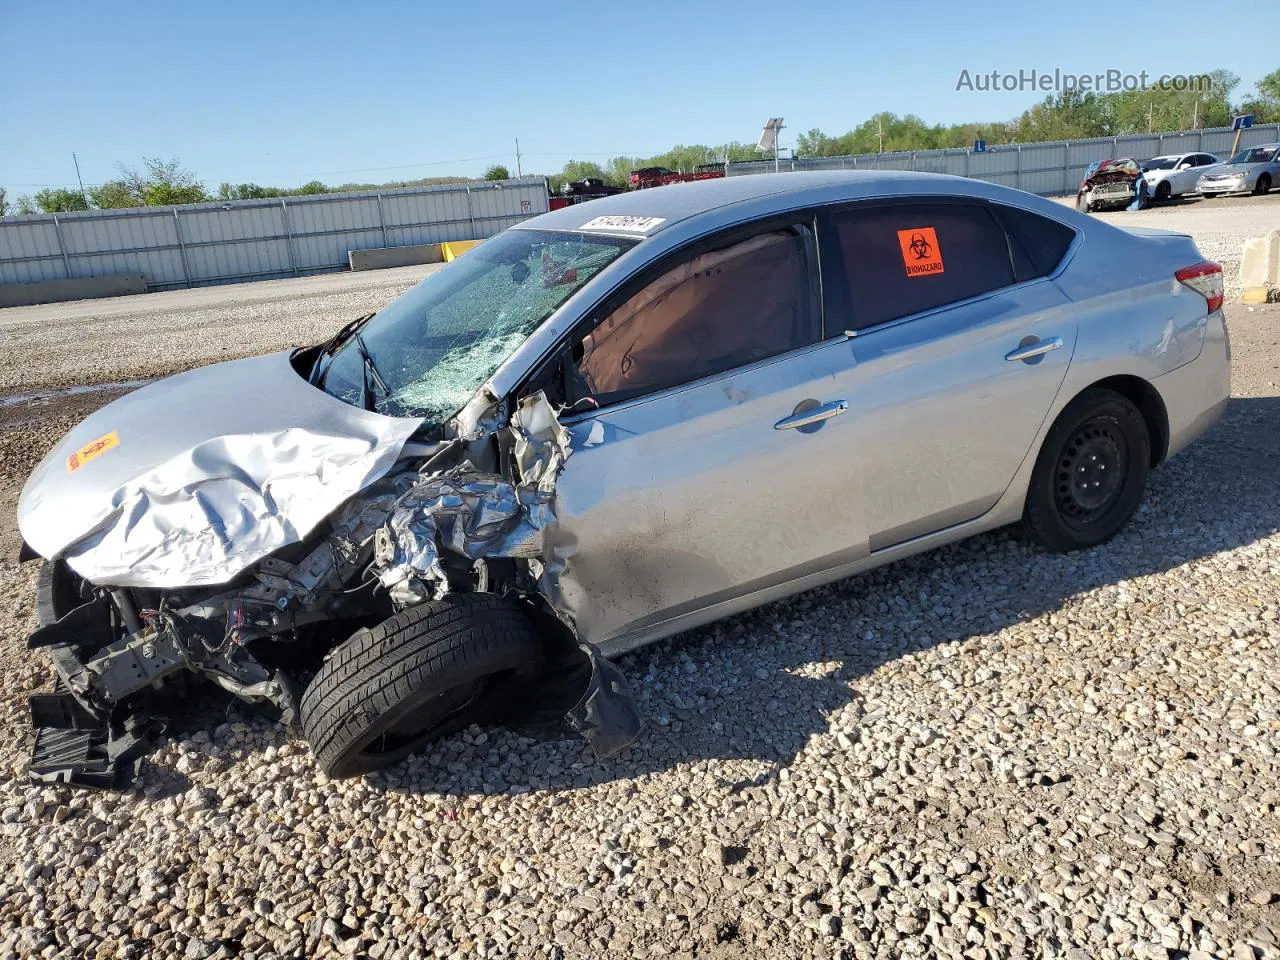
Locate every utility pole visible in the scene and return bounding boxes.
[877,117,884,154]
[1192,99,1199,130]
[1147,101,1154,134]
[73,152,87,206]
[515,138,523,178]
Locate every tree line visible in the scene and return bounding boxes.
[3,66,1276,217]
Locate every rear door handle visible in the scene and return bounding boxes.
[775,400,848,430]
[1005,336,1064,363]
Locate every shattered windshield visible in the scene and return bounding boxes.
[317,229,635,422]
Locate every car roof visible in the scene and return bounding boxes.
[516,170,979,237]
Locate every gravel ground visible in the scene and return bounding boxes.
[0,260,1277,957]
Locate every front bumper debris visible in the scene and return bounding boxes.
[28,692,155,790]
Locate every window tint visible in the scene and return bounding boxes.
[830,202,1015,330]
[992,205,1076,282]
[569,229,818,405]
[1197,154,1216,166]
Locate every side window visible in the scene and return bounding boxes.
[568,228,819,406]
[991,205,1076,282]
[1197,154,1216,166]
[829,202,1015,331]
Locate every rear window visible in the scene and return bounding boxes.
[992,205,1076,282]
[828,202,1016,331]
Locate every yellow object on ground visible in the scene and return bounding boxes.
[441,240,481,262]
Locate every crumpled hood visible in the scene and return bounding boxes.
[18,351,423,588]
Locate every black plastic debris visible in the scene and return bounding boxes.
[28,692,152,790]
[564,643,643,758]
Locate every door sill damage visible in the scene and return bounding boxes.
[25,391,641,789]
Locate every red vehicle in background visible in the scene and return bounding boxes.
[628,164,726,189]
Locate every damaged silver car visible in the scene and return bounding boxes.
[18,171,1230,787]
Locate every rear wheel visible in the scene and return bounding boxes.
[1022,388,1151,552]
[1255,174,1272,195]
[300,593,543,778]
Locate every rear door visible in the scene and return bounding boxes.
[822,199,1080,550]
[540,217,871,645]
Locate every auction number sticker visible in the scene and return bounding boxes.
[579,215,666,233]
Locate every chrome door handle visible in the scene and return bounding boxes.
[774,400,849,430]
[1005,337,1064,363]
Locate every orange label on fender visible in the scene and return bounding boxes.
[896,227,944,277]
[67,431,119,472]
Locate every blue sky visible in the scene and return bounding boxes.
[2,0,1273,193]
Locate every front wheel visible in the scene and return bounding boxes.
[1076,192,1091,213]
[1022,388,1151,552]
[1155,181,1172,202]
[1255,174,1272,195]
[300,593,543,778]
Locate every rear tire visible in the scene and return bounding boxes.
[1022,388,1151,552]
[300,593,543,778]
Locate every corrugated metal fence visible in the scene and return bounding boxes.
[0,178,550,290]
[728,124,1280,196]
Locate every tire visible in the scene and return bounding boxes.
[300,593,543,778]
[36,559,84,627]
[1155,181,1172,202]
[1022,388,1151,553]
[1255,174,1272,196]
[1076,192,1091,213]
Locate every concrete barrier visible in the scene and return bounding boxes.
[441,240,482,262]
[1239,230,1280,303]
[348,243,444,272]
[0,273,147,308]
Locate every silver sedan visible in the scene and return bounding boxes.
[17,172,1230,784]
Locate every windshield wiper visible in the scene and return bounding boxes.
[309,312,376,386]
[353,331,390,412]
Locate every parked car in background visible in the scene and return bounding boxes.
[19,171,1229,788]
[1076,158,1142,212]
[1141,153,1222,201]
[1197,143,1279,197]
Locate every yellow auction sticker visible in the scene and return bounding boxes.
[67,431,119,472]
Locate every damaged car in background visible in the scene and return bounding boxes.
[18,171,1230,788]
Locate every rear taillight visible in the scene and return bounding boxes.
[1175,261,1224,313]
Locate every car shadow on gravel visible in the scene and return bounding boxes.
[361,396,1280,799]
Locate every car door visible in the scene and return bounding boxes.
[538,218,871,647]
[1169,154,1195,194]
[821,199,1080,550]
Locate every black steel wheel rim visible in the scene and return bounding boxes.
[1055,418,1128,522]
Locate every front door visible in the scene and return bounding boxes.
[540,220,869,646]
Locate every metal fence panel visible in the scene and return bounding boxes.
[726,123,1280,198]
[0,177,549,292]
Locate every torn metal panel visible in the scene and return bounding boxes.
[374,391,573,608]
[17,352,424,590]
[564,642,643,758]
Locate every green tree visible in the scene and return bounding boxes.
[33,188,89,213]
[119,157,208,206]
[90,180,140,208]
[15,195,37,215]
[1239,66,1280,123]
[293,180,328,195]
[484,165,511,181]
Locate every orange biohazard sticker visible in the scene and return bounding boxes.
[67,431,119,472]
[896,227,944,278]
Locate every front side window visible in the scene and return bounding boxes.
[316,229,634,422]
[829,202,1016,331]
[568,228,819,406]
